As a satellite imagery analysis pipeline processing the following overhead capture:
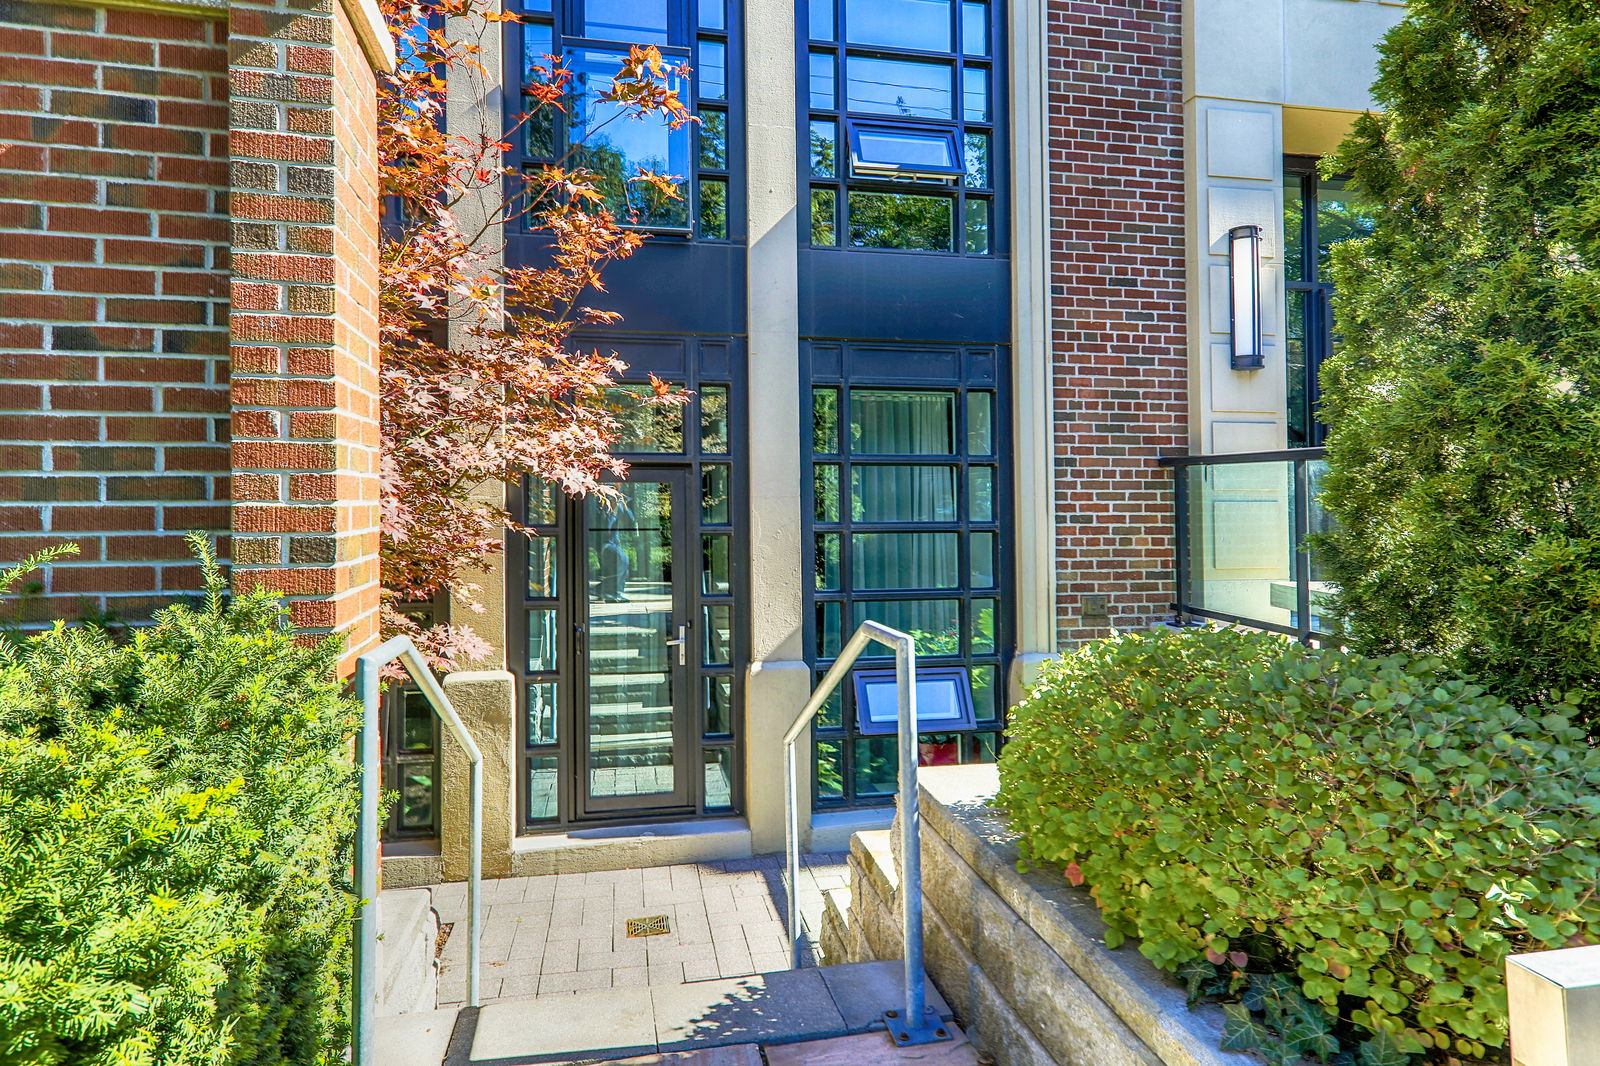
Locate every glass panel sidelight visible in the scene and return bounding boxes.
[584,481,679,805]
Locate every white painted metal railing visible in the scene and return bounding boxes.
[352,637,483,1066]
[782,621,949,1047]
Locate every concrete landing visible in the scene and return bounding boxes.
[372,960,955,1066]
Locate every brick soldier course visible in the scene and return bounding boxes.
[0,0,392,667]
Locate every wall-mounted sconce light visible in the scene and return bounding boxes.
[1228,223,1263,370]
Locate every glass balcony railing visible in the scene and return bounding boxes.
[1158,448,1332,643]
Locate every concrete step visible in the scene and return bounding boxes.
[378,888,439,1016]
[373,960,953,1066]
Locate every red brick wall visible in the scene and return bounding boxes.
[0,1,230,622]
[1047,0,1187,646]
[226,0,382,665]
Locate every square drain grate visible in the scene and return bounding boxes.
[625,914,671,938]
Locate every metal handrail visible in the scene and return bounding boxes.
[352,637,483,1066]
[783,621,949,1047]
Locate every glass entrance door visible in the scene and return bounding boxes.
[579,472,695,815]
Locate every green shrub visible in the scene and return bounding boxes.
[998,628,1600,1061]
[0,541,360,1066]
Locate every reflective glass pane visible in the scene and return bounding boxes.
[528,535,557,598]
[854,598,960,655]
[817,686,842,728]
[526,0,551,11]
[810,0,835,40]
[815,463,841,522]
[1286,288,1309,447]
[815,532,841,590]
[966,391,993,454]
[810,120,837,177]
[964,198,991,255]
[582,0,668,42]
[528,755,558,821]
[699,109,728,168]
[608,384,685,452]
[525,22,556,157]
[527,478,559,524]
[963,131,989,187]
[704,604,732,665]
[705,676,733,735]
[853,532,960,590]
[568,49,690,228]
[810,51,836,109]
[699,178,728,239]
[848,190,953,251]
[962,66,988,121]
[1284,172,1306,282]
[972,598,996,653]
[971,731,999,763]
[703,534,731,594]
[703,464,731,525]
[845,0,951,51]
[528,681,558,744]
[699,0,725,31]
[814,387,841,453]
[853,390,956,454]
[970,529,995,588]
[401,688,433,751]
[853,737,898,797]
[585,482,676,800]
[705,748,734,810]
[818,601,843,657]
[528,608,557,671]
[698,38,727,100]
[854,127,957,172]
[851,465,957,522]
[700,384,729,452]
[816,739,844,799]
[961,1,988,53]
[811,187,838,245]
[845,56,953,119]
[968,465,994,521]
[400,766,434,828]
[970,664,997,721]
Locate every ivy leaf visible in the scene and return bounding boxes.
[1357,1030,1413,1066]
[1219,1002,1269,1052]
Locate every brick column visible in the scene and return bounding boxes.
[226,0,389,667]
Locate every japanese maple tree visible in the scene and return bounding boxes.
[378,1,690,667]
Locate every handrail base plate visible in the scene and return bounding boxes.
[883,1007,952,1046]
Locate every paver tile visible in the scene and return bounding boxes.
[763,1026,979,1066]
[652,969,848,1052]
[594,1046,763,1066]
[470,986,654,1062]
[537,968,612,995]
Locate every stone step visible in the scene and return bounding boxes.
[373,961,953,1066]
[378,888,438,1016]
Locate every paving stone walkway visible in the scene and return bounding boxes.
[429,854,850,1006]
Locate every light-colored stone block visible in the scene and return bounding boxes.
[440,671,518,881]
[1508,946,1600,1066]
[1206,108,1278,180]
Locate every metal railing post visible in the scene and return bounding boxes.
[351,637,484,1066]
[781,621,949,1047]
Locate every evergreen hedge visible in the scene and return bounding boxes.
[1316,0,1600,710]
[998,628,1600,1063]
[0,542,359,1066]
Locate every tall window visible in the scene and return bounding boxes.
[514,0,735,237]
[1284,157,1377,447]
[807,346,1008,808]
[804,0,1000,255]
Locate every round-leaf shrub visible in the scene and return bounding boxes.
[997,628,1600,1059]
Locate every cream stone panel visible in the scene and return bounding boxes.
[1206,108,1278,180]
[1185,0,1285,103]
[1284,0,1407,111]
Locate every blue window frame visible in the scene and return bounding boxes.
[853,666,976,735]
[509,0,739,239]
[803,0,1002,255]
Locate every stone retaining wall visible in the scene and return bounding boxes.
[826,764,1246,1066]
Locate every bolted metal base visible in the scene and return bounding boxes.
[883,1006,952,1047]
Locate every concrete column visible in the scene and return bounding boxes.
[444,4,512,670]
[440,670,518,879]
[1006,0,1056,698]
[742,0,807,854]
[1508,946,1600,1066]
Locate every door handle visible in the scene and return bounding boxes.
[664,624,688,667]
